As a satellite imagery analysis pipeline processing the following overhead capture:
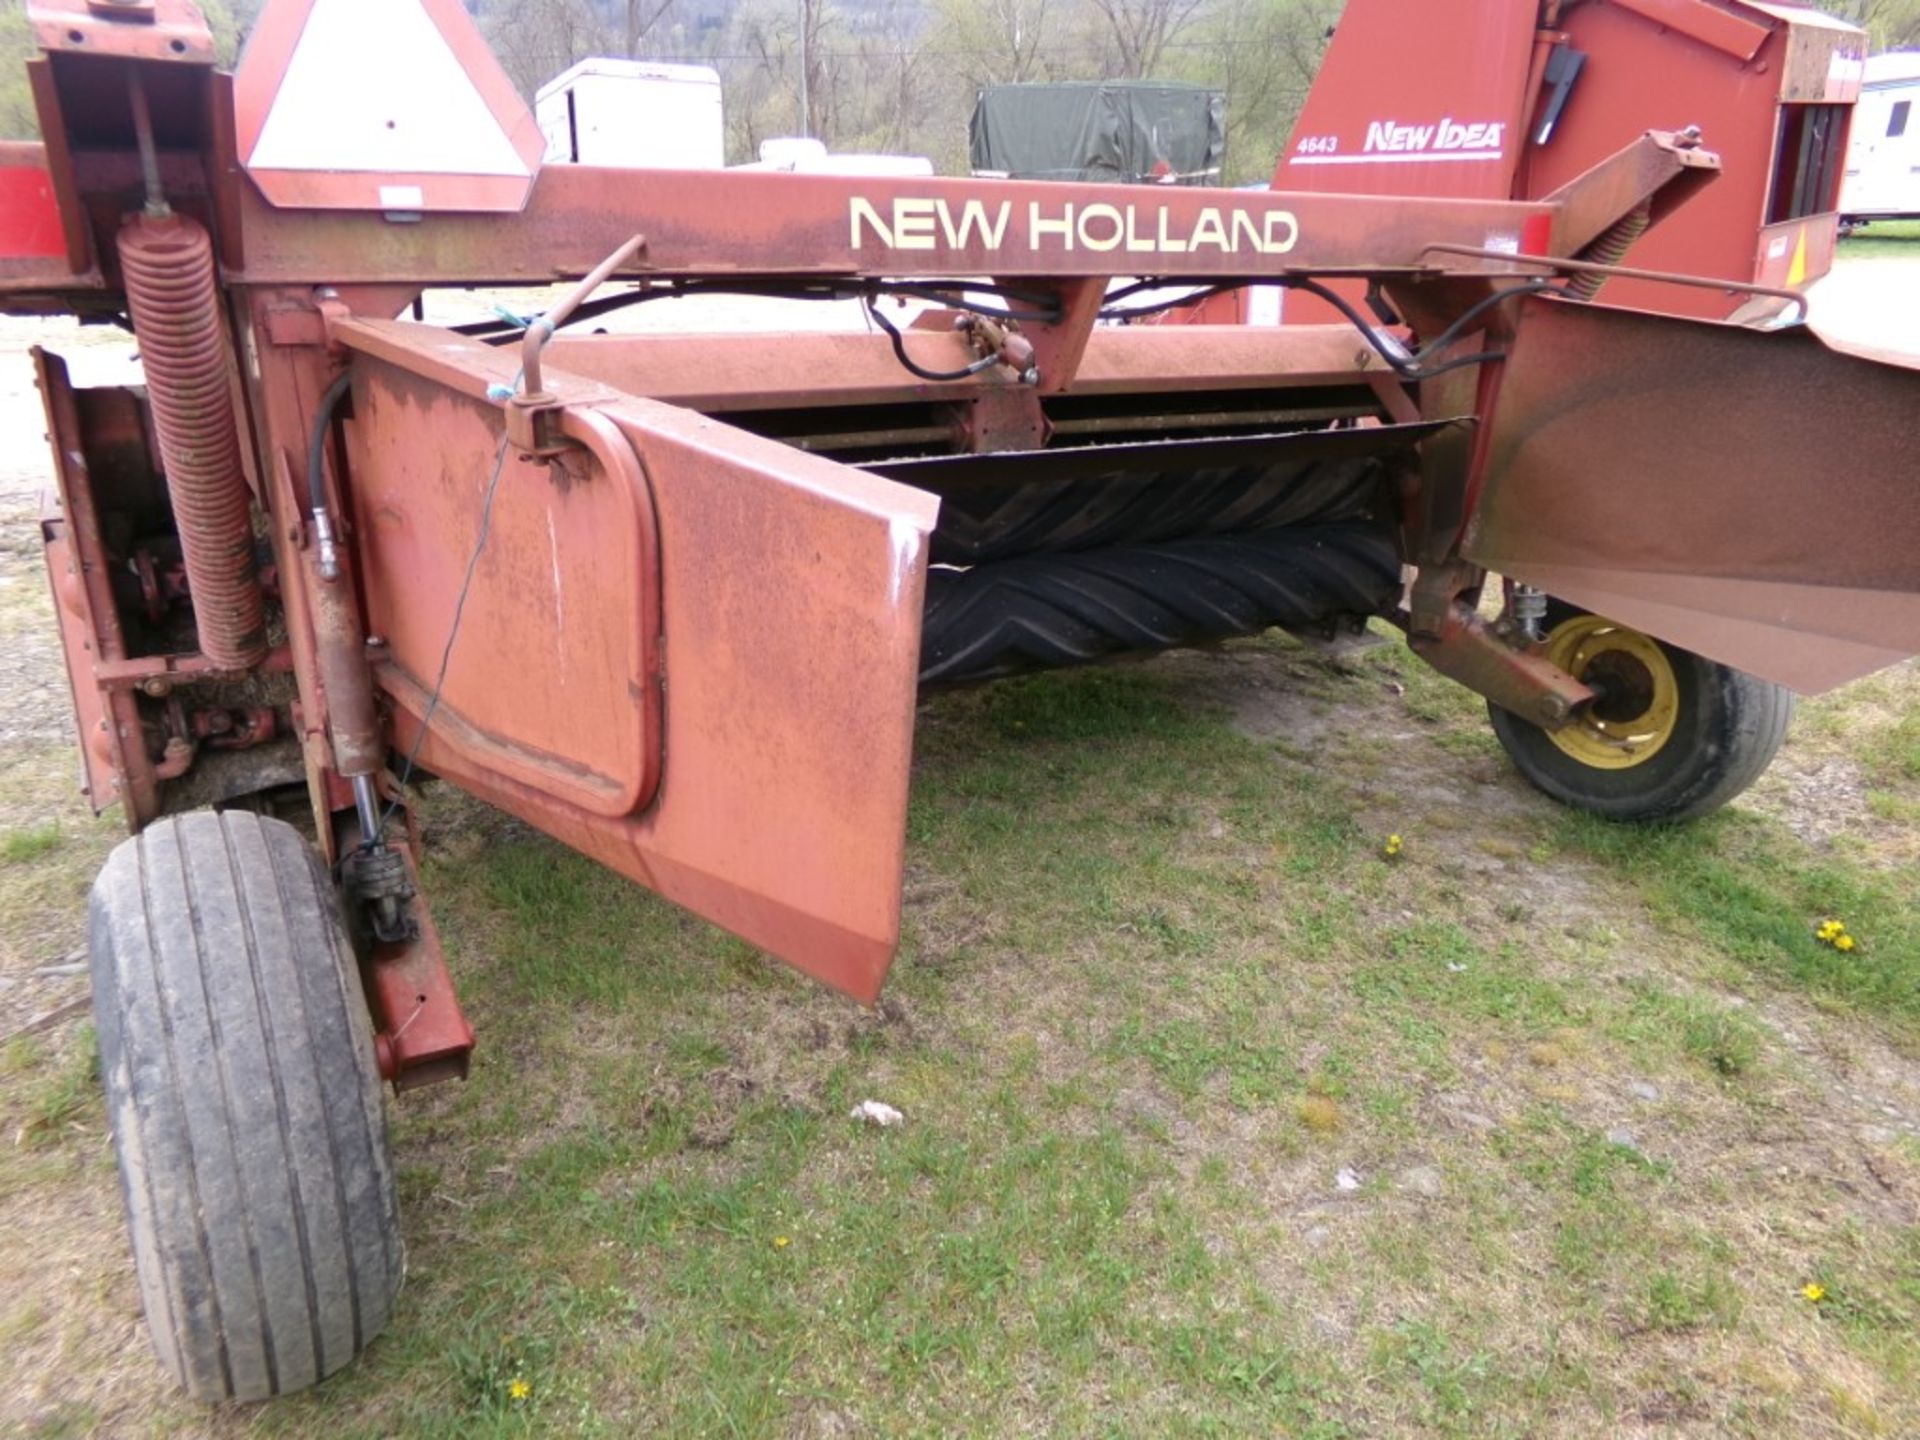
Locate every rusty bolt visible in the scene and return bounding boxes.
[1537,695,1572,725]
[141,678,171,698]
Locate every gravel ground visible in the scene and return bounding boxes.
[0,320,140,746]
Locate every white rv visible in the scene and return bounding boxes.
[535,59,724,169]
[1840,52,1920,226]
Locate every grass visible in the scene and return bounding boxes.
[2,640,1919,1437]
[0,821,60,864]
[1840,217,1920,259]
[9,1027,97,1149]
[1559,812,1920,1025]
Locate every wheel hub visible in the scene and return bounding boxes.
[1543,614,1679,770]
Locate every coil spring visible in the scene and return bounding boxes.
[1566,204,1651,302]
[118,214,266,670]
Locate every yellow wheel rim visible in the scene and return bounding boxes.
[1542,614,1679,770]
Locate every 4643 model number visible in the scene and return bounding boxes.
[1295,135,1339,155]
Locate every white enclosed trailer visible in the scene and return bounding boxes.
[1840,52,1920,224]
[535,59,724,169]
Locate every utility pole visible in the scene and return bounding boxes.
[798,0,811,137]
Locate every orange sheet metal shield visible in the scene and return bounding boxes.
[1468,298,1920,694]
[343,333,938,1001]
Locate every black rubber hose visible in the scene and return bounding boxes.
[307,370,354,508]
[864,297,1001,383]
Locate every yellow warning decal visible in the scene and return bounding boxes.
[1786,227,1808,288]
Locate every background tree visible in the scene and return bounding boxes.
[1819,0,1920,46]
[624,0,675,56]
[926,0,1057,87]
[1084,0,1209,78]
[0,0,1912,164]
[484,0,608,99]
[0,2,34,139]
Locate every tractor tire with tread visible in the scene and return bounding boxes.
[1488,601,1793,823]
[89,810,402,1402]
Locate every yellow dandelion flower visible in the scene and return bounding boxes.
[1384,834,1403,858]
[1817,920,1841,940]
[508,1378,531,1401]
[1835,934,1857,952]
[1802,1283,1826,1303]
[774,1235,791,1249]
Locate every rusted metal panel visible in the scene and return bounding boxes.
[868,420,1451,493]
[93,648,294,691]
[33,349,156,824]
[1410,604,1596,729]
[542,324,1384,413]
[1469,297,1920,693]
[364,828,474,1089]
[1754,216,1835,289]
[1067,325,1384,394]
[27,0,217,63]
[333,322,937,1000]
[1014,276,1105,398]
[1752,1,1868,102]
[1538,133,1722,256]
[40,503,123,812]
[344,360,663,819]
[24,65,91,279]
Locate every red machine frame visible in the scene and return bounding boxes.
[6,0,1919,1097]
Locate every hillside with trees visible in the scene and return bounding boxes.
[1,0,1917,180]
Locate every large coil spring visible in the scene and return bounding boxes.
[118,214,266,670]
[1566,204,1651,303]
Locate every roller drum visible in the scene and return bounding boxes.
[118,214,266,670]
[919,521,1402,686]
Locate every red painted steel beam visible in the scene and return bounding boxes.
[364,831,474,1090]
[540,324,1383,411]
[226,164,1560,287]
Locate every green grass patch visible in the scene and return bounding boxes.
[0,820,60,863]
[1862,708,1920,790]
[9,646,1920,1436]
[1841,218,1920,258]
[1610,984,1765,1079]
[1559,810,1920,1036]
[15,1026,97,1148]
